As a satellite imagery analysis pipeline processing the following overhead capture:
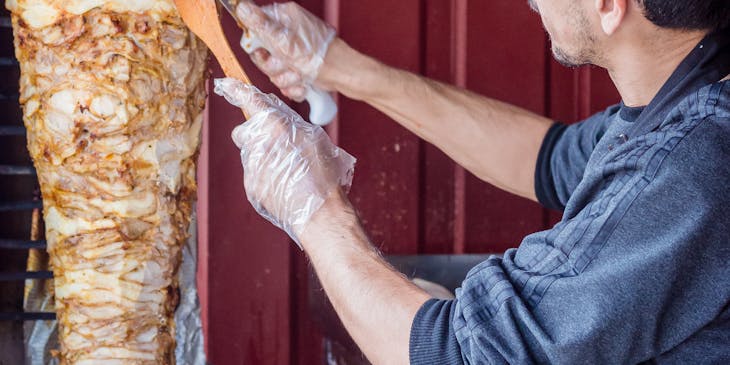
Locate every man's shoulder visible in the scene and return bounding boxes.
[647,82,730,194]
[638,80,730,168]
[597,82,730,199]
[665,80,730,130]
[699,79,730,118]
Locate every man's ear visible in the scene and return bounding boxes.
[594,0,627,35]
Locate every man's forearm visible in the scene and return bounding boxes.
[300,191,431,365]
[319,39,553,201]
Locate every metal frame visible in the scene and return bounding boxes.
[0,33,55,322]
[0,126,26,136]
[0,200,43,212]
[0,239,47,249]
[0,165,36,175]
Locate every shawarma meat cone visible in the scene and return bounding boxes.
[6,1,208,363]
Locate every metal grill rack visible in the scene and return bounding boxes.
[0,13,55,324]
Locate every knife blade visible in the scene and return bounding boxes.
[216,0,240,24]
[217,0,258,46]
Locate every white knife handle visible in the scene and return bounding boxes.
[240,32,337,125]
[305,86,337,126]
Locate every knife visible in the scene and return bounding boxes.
[216,0,338,126]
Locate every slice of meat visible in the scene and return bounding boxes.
[6,1,208,363]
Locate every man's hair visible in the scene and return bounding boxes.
[637,0,730,31]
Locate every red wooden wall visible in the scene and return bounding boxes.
[198,1,620,364]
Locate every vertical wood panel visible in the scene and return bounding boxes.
[336,0,423,253]
[420,0,457,254]
[462,0,548,253]
[206,7,293,364]
[451,0,469,255]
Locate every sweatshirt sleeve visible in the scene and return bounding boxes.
[534,105,619,210]
[409,299,464,364]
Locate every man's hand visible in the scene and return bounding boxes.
[213,77,355,246]
[235,1,336,102]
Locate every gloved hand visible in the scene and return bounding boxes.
[213,78,356,247]
[236,0,336,102]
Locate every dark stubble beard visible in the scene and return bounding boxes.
[550,1,600,67]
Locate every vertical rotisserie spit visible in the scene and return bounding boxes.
[6,1,208,363]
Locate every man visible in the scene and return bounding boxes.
[213,0,730,363]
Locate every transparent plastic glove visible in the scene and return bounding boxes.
[213,78,356,248]
[236,0,336,102]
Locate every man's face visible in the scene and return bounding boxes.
[529,0,601,67]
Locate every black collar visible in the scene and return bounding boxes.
[619,103,645,122]
[626,27,730,139]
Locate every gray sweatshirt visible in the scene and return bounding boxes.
[409,28,730,364]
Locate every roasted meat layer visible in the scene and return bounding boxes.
[7,1,208,363]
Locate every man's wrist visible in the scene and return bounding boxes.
[317,38,351,91]
[317,38,384,102]
[299,189,363,252]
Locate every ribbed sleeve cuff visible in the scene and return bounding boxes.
[535,122,568,211]
[409,299,464,365]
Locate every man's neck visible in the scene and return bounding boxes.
[605,29,708,107]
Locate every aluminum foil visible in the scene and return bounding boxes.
[174,211,207,365]
[24,210,207,365]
